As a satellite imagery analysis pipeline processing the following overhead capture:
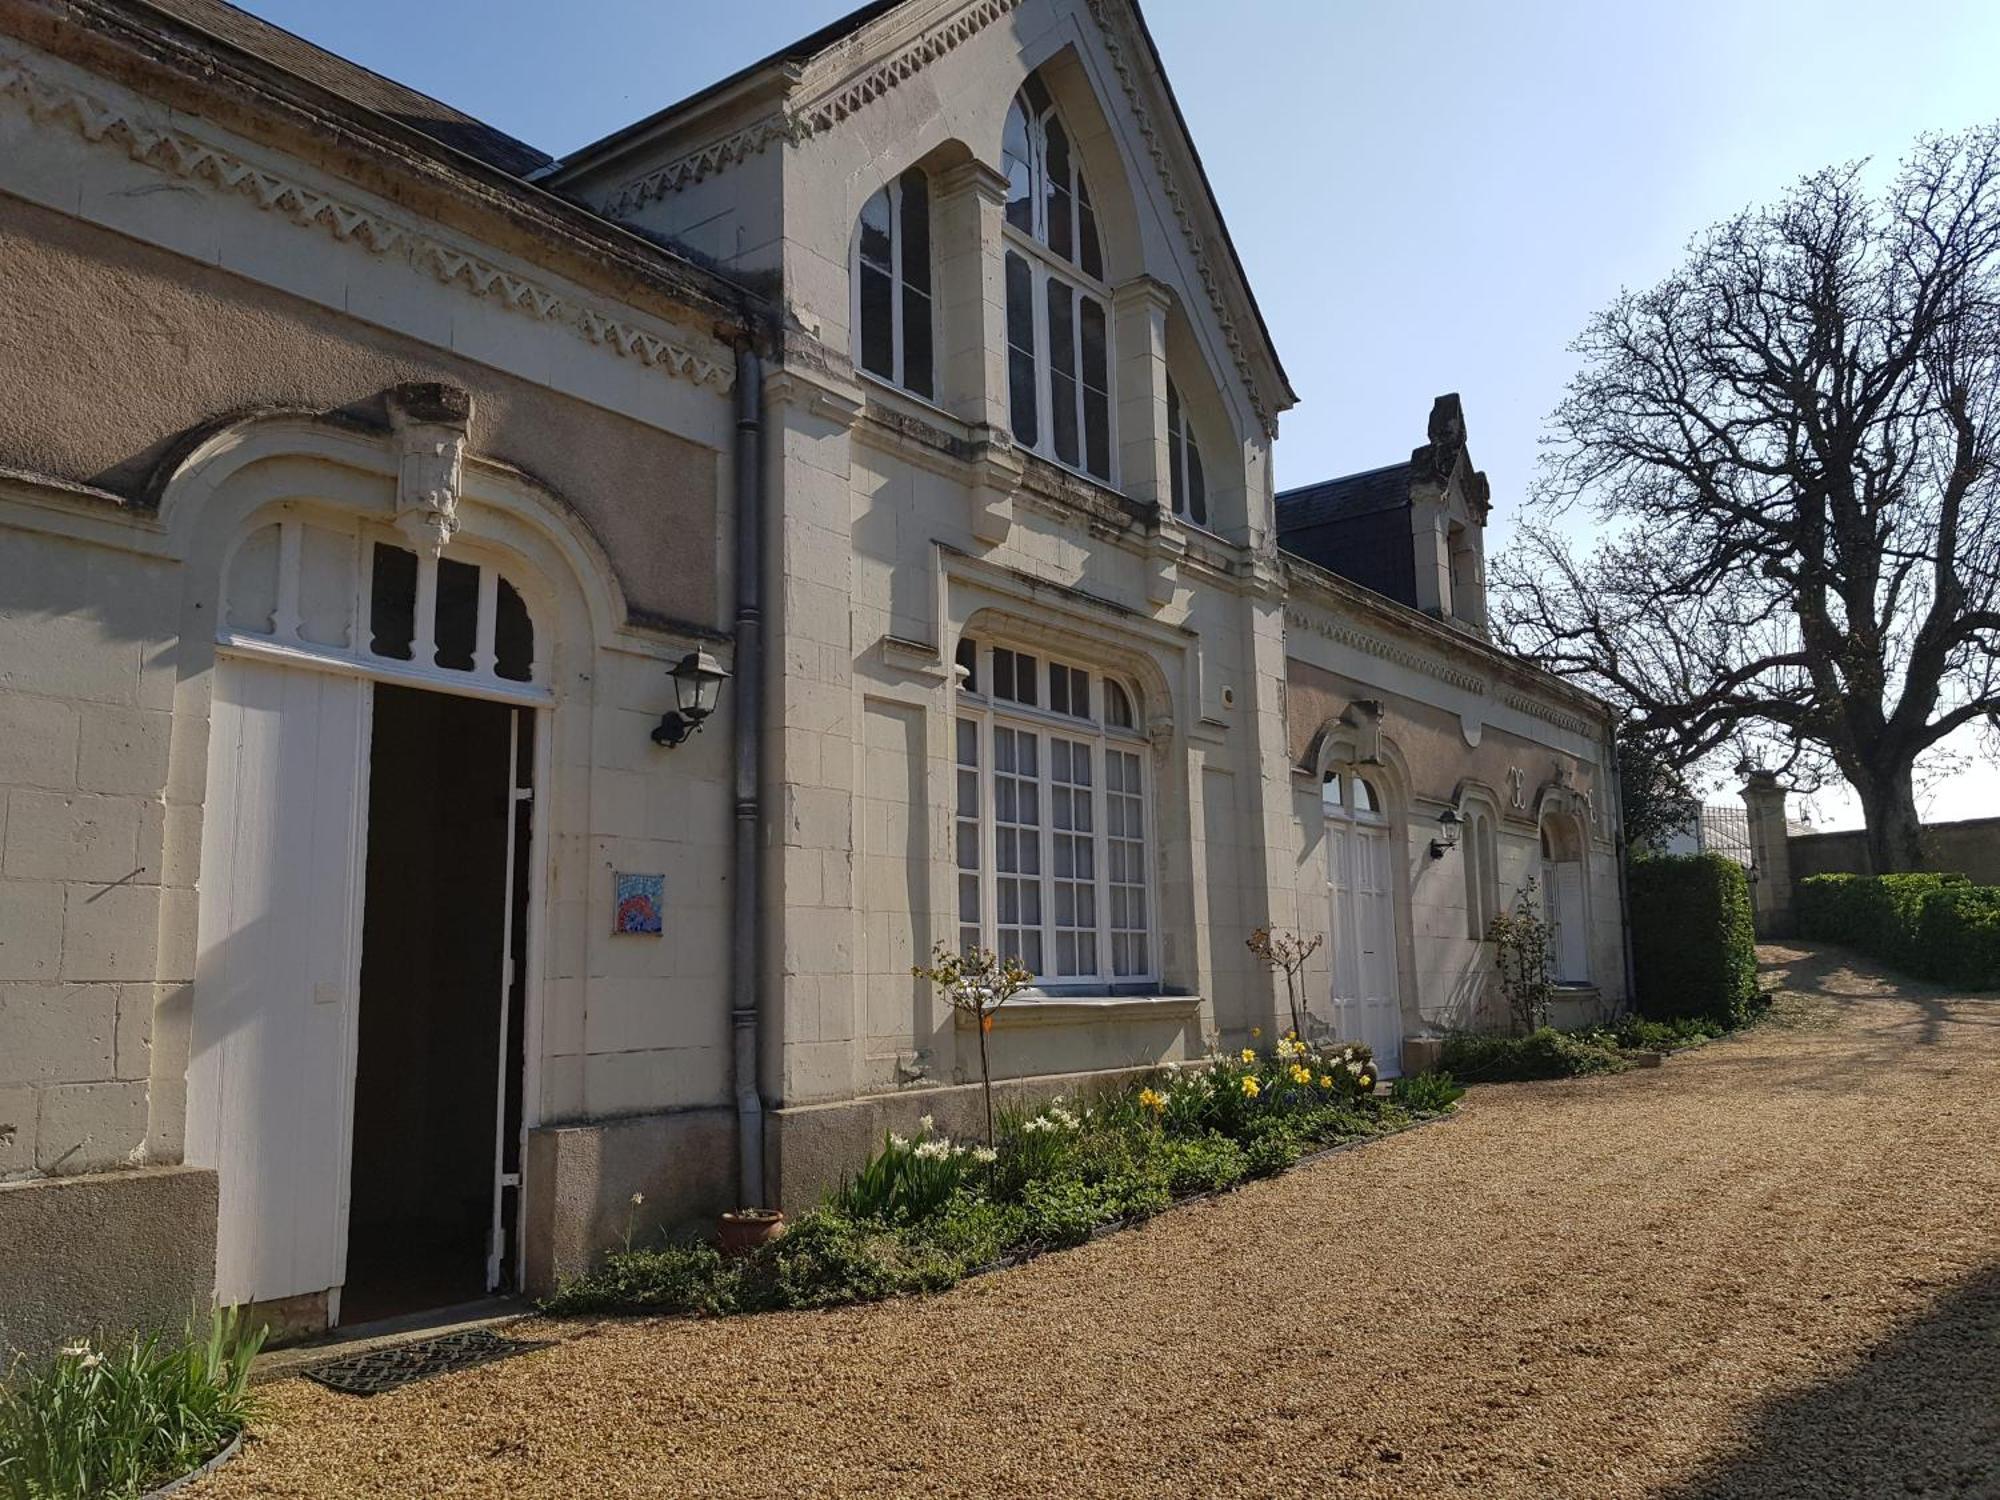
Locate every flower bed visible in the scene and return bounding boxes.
[0,1312,263,1500]
[544,1036,1464,1318]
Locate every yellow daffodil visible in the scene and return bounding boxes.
[1138,1087,1166,1114]
[1241,1047,1257,1064]
[1320,1074,1335,1088]
[1359,1075,1374,1089]
[1241,1075,1261,1098]
[1251,1026,1262,1039]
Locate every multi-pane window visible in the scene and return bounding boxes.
[954,636,1153,984]
[1002,75,1113,482]
[1167,377,1208,527]
[854,168,933,399]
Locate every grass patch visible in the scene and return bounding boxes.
[0,1310,264,1500]
[545,1038,1459,1319]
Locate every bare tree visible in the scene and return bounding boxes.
[1494,124,2000,871]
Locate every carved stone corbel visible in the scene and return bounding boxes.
[386,383,474,558]
[967,428,1024,547]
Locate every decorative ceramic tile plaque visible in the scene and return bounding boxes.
[613,872,664,935]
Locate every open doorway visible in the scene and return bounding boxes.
[341,684,532,1325]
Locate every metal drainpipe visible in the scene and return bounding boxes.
[1608,724,1639,1014]
[729,344,766,1209]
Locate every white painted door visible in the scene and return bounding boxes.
[188,658,369,1308]
[1328,823,1403,1076]
[1552,861,1588,983]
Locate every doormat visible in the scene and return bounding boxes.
[303,1328,551,1396]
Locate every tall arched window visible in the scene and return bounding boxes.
[1167,376,1207,526]
[854,168,933,399]
[953,632,1153,984]
[1002,75,1112,482]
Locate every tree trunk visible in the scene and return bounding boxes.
[1857,763,1927,872]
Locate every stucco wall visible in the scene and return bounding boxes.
[0,194,722,629]
[0,1165,216,1361]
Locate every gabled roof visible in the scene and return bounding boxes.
[134,0,553,176]
[550,0,1295,424]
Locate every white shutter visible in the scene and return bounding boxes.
[189,659,369,1307]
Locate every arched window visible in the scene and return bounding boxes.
[1167,377,1207,527]
[953,633,1152,983]
[854,168,933,399]
[1323,771,1383,821]
[1002,75,1112,482]
[224,511,543,700]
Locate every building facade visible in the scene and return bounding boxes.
[0,0,1626,1353]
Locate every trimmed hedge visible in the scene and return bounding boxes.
[1799,871,2000,989]
[1628,853,1761,1025]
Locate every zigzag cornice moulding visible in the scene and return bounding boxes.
[1283,605,1490,698]
[1500,691,1598,740]
[603,0,1025,217]
[0,49,734,394]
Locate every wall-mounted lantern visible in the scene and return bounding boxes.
[1429,805,1462,861]
[652,649,730,748]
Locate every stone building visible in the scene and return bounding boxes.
[0,0,1626,1352]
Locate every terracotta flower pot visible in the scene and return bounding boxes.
[718,1208,786,1256]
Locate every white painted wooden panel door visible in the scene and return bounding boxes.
[188,658,368,1308]
[1554,861,1588,983]
[1327,824,1403,1076]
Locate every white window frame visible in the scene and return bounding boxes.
[851,170,935,400]
[219,512,549,707]
[1001,83,1116,486]
[954,639,1157,989]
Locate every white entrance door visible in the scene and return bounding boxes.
[1328,822,1403,1076]
[187,658,369,1309]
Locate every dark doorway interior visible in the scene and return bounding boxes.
[342,684,528,1325]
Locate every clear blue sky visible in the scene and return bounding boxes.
[236,0,2000,827]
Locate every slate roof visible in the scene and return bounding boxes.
[136,0,555,176]
[1275,463,1412,529]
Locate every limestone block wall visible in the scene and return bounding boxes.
[0,524,185,1177]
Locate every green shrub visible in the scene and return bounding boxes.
[1018,1177,1122,1249]
[1389,1071,1467,1112]
[541,1241,734,1317]
[1154,1133,1248,1195]
[0,1310,264,1500]
[1439,1027,1628,1082]
[1798,871,1997,988]
[1628,853,1760,1025]
[1912,884,2000,989]
[736,1210,904,1311]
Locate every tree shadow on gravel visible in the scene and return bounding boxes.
[1652,1264,2000,1500]
[1718,942,2000,1094]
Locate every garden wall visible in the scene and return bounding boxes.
[1790,817,2000,884]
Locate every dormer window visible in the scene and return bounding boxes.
[854,168,933,399]
[1002,75,1113,484]
[1167,377,1207,527]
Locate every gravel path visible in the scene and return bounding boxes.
[197,943,2000,1499]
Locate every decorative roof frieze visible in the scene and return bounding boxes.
[1078,0,1272,437]
[1284,604,1490,697]
[603,0,1026,217]
[0,48,734,393]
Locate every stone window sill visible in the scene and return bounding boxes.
[959,993,1203,1028]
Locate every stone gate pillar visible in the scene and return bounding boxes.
[1741,771,1795,936]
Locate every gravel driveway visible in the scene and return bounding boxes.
[197,942,2000,1499]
